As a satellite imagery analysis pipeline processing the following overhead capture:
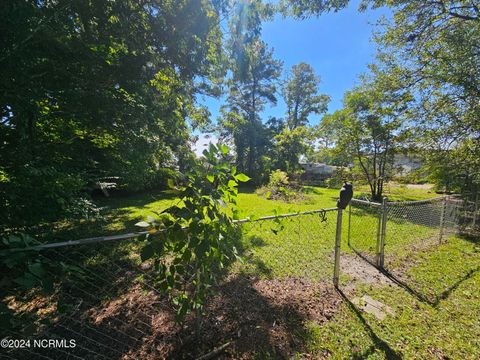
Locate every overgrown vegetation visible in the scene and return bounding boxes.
[256,170,305,202]
[1,0,224,230]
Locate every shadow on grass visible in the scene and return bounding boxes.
[456,230,480,245]
[35,190,181,243]
[94,189,179,208]
[336,288,402,360]
[348,242,480,307]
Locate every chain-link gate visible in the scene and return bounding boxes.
[347,198,382,266]
[348,193,479,303]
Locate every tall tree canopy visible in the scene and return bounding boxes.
[220,1,282,182]
[0,0,226,228]
[283,62,330,130]
[270,62,329,172]
[370,0,480,191]
[283,0,480,192]
[321,76,407,201]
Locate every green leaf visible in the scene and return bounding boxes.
[235,173,250,182]
[265,191,272,200]
[176,301,190,322]
[209,143,217,154]
[14,274,38,289]
[206,174,215,183]
[219,143,229,155]
[232,209,240,220]
[42,276,54,293]
[167,178,175,189]
[28,263,46,278]
[135,221,150,228]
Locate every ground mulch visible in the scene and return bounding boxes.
[5,273,344,359]
[88,275,343,359]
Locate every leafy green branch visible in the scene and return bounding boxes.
[135,144,250,322]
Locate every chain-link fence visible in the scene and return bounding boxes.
[3,193,477,358]
[1,208,340,359]
[348,193,479,303]
[385,197,446,268]
[347,199,383,266]
[236,209,338,281]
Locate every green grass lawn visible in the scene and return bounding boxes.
[304,234,480,359]
[236,209,479,359]
[37,183,479,359]
[233,186,479,359]
[356,183,438,201]
[50,183,438,242]
[48,186,341,242]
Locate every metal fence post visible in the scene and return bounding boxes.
[375,207,382,267]
[347,203,352,246]
[439,196,447,243]
[378,197,388,269]
[333,208,343,287]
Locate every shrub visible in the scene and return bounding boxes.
[394,169,428,185]
[269,169,289,187]
[257,170,305,202]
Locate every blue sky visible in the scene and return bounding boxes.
[194,1,391,154]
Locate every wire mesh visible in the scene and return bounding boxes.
[444,194,479,233]
[1,209,338,359]
[384,198,445,268]
[384,195,478,271]
[1,239,159,359]
[237,210,337,281]
[348,193,479,303]
[347,199,382,265]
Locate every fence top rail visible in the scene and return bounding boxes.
[386,195,456,206]
[3,207,338,253]
[350,198,382,207]
[352,195,465,207]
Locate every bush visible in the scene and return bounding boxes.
[269,169,289,187]
[394,169,429,185]
[257,170,305,202]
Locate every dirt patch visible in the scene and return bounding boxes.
[122,275,342,359]
[5,275,343,359]
[351,295,395,321]
[341,254,393,285]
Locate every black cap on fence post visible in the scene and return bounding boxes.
[337,182,353,210]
